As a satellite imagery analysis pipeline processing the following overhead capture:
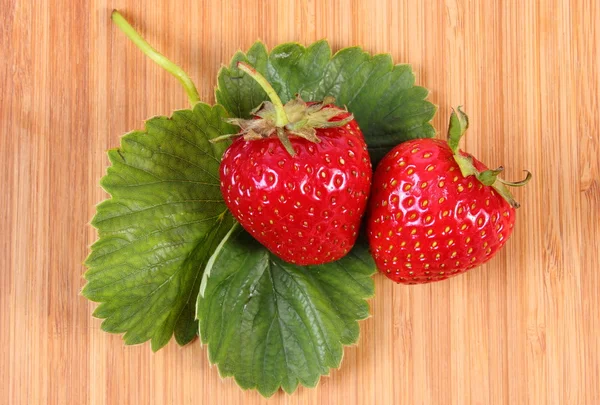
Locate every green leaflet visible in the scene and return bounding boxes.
[197,227,376,397]
[216,40,436,165]
[83,103,236,351]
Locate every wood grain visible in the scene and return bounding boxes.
[1,0,598,404]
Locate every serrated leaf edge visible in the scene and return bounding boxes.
[83,102,232,351]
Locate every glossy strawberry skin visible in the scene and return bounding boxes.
[220,115,372,265]
[367,138,516,284]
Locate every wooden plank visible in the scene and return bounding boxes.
[1,0,598,403]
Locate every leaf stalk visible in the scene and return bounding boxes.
[111,10,201,106]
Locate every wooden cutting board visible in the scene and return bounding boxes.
[1,0,598,404]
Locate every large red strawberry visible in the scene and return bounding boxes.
[218,62,372,265]
[367,108,531,284]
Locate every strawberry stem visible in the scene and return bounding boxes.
[497,171,532,187]
[213,70,352,157]
[111,10,201,106]
[237,62,289,127]
[446,107,531,208]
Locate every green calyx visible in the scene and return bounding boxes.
[211,62,354,156]
[447,107,532,208]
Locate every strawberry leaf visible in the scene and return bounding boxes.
[216,40,436,165]
[83,103,236,351]
[197,226,376,397]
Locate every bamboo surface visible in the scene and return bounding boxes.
[1,0,599,404]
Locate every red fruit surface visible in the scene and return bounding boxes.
[367,138,516,284]
[220,114,372,265]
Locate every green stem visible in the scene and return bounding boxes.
[111,10,200,106]
[497,171,532,187]
[237,62,289,127]
[446,107,531,208]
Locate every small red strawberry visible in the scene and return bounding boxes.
[218,62,372,265]
[367,108,531,284]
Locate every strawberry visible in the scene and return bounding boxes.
[218,62,372,265]
[366,108,531,284]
